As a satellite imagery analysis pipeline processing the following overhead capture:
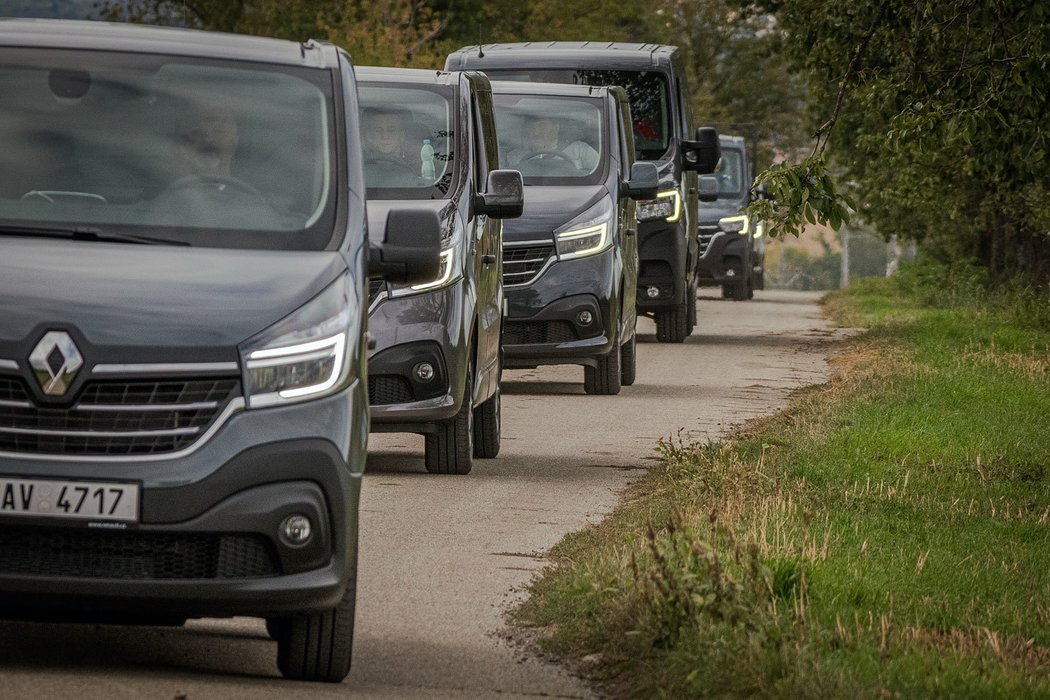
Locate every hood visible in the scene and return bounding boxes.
[0,237,348,363]
[502,185,607,244]
[698,196,748,225]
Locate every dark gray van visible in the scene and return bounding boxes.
[491,81,657,393]
[357,67,523,475]
[446,42,720,342]
[696,134,766,300]
[0,20,438,682]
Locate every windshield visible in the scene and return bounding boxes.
[0,48,337,249]
[493,94,605,186]
[358,83,457,199]
[717,149,745,197]
[483,69,670,161]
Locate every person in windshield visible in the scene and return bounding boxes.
[176,105,240,178]
[361,106,424,186]
[505,115,599,173]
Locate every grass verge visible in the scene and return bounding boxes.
[513,262,1050,698]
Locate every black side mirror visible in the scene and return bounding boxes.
[698,175,719,203]
[623,162,659,200]
[368,208,442,284]
[681,126,720,174]
[474,169,524,219]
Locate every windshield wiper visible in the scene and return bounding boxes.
[0,224,191,246]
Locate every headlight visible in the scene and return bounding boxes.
[753,219,765,239]
[555,197,613,260]
[718,214,750,235]
[240,273,354,408]
[389,219,463,297]
[637,189,681,223]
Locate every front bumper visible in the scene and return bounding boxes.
[367,281,466,429]
[502,249,617,369]
[0,386,366,620]
[696,228,749,285]
[636,219,688,312]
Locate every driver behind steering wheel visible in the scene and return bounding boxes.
[505,115,599,173]
[177,105,240,177]
[362,107,421,186]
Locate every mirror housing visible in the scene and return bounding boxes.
[368,208,442,284]
[698,175,719,202]
[681,126,721,174]
[623,162,659,200]
[474,169,524,219]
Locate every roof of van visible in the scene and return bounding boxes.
[355,65,462,88]
[446,42,679,71]
[0,18,335,68]
[489,80,610,98]
[719,134,747,149]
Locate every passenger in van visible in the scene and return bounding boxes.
[176,105,240,178]
[505,116,599,174]
[362,107,424,185]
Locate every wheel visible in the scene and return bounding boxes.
[721,284,733,299]
[584,341,622,395]
[424,369,474,474]
[620,333,637,387]
[472,381,500,458]
[655,303,689,343]
[274,555,357,682]
[686,283,697,334]
[731,279,751,301]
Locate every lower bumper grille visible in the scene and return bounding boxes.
[0,527,279,580]
[368,375,414,405]
[503,320,578,345]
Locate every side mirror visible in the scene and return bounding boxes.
[474,169,524,219]
[698,175,719,203]
[368,208,442,284]
[623,162,659,200]
[681,126,720,174]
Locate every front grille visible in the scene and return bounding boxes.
[0,527,279,579]
[698,225,721,256]
[0,375,240,456]
[368,278,385,305]
[503,243,554,286]
[503,320,579,345]
[368,375,414,405]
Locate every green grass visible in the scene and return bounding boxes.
[513,261,1050,698]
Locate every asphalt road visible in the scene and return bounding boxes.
[0,289,842,699]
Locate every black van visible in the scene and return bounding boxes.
[491,81,657,393]
[357,67,523,474]
[696,134,766,300]
[446,42,720,342]
[0,20,438,682]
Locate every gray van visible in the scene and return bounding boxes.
[696,134,766,299]
[357,67,523,475]
[491,81,657,393]
[446,42,720,342]
[0,20,438,682]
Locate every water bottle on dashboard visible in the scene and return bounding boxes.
[420,139,436,181]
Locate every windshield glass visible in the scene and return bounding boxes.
[0,49,337,249]
[493,94,605,185]
[484,69,670,161]
[358,83,457,199]
[717,149,745,197]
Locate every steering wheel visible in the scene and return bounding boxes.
[520,150,575,166]
[159,174,267,203]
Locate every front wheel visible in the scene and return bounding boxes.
[620,333,637,386]
[584,341,622,395]
[274,563,356,682]
[472,381,500,458]
[424,369,474,474]
[655,303,689,343]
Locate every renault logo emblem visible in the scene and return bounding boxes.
[29,331,84,397]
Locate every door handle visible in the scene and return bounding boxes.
[365,332,376,351]
[482,254,497,264]
[625,228,636,236]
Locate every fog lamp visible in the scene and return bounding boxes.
[414,362,436,382]
[280,514,313,546]
[576,310,593,326]
[725,269,736,277]
[646,285,660,298]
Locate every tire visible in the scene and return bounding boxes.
[686,284,697,334]
[731,279,750,302]
[424,370,473,474]
[472,382,500,458]
[655,303,689,343]
[274,555,357,683]
[721,284,733,299]
[584,341,622,395]
[620,333,637,387]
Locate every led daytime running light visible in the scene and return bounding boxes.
[410,248,456,291]
[245,332,346,402]
[557,222,608,259]
[718,214,750,235]
[657,189,681,222]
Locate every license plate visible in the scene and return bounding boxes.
[0,477,139,523]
